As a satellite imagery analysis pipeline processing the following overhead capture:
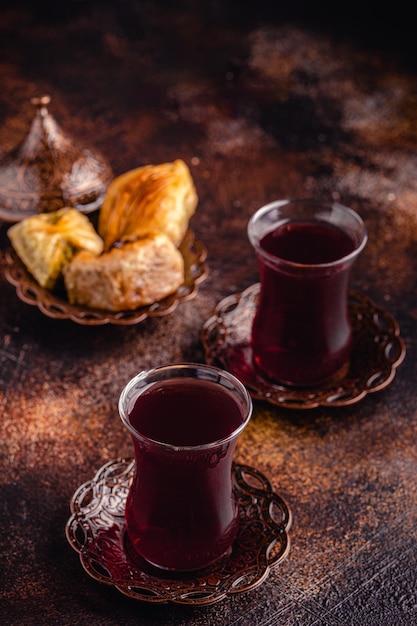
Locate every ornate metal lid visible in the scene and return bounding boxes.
[0,95,113,222]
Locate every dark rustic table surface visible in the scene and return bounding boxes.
[1,2,416,625]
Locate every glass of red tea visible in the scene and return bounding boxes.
[248,199,367,387]
[119,363,252,572]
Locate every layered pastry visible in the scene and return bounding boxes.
[8,159,198,311]
[98,159,197,249]
[63,231,184,311]
[7,208,103,289]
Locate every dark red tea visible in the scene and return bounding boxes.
[260,220,355,264]
[128,379,244,445]
[125,378,244,570]
[251,220,357,385]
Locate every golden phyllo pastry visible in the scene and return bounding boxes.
[63,231,184,311]
[8,208,104,289]
[98,159,197,250]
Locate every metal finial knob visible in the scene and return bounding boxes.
[30,95,51,110]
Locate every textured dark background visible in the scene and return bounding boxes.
[1,2,416,625]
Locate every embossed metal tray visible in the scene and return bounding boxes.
[4,229,207,325]
[201,283,406,409]
[65,458,292,606]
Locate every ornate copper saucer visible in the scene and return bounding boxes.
[4,230,207,325]
[201,283,406,409]
[0,95,112,221]
[65,457,291,606]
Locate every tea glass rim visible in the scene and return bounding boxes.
[247,198,368,270]
[118,362,253,452]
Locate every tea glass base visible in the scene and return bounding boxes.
[125,531,234,574]
[252,356,350,389]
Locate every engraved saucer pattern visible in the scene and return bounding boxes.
[4,230,207,325]
[65,458,292,606]
[201,283,406,409]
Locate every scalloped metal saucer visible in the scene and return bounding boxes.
[4,229,207,325]
[201,283,406,409]
[65,457,291,606]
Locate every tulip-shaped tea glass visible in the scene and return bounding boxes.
[119,363,252,571]
[248,199,367,387]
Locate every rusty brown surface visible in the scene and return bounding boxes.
[1,2,417,624]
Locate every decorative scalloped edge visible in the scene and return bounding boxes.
[65,458,291,606]
[201,284,406,409]
[4,230,207,325]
